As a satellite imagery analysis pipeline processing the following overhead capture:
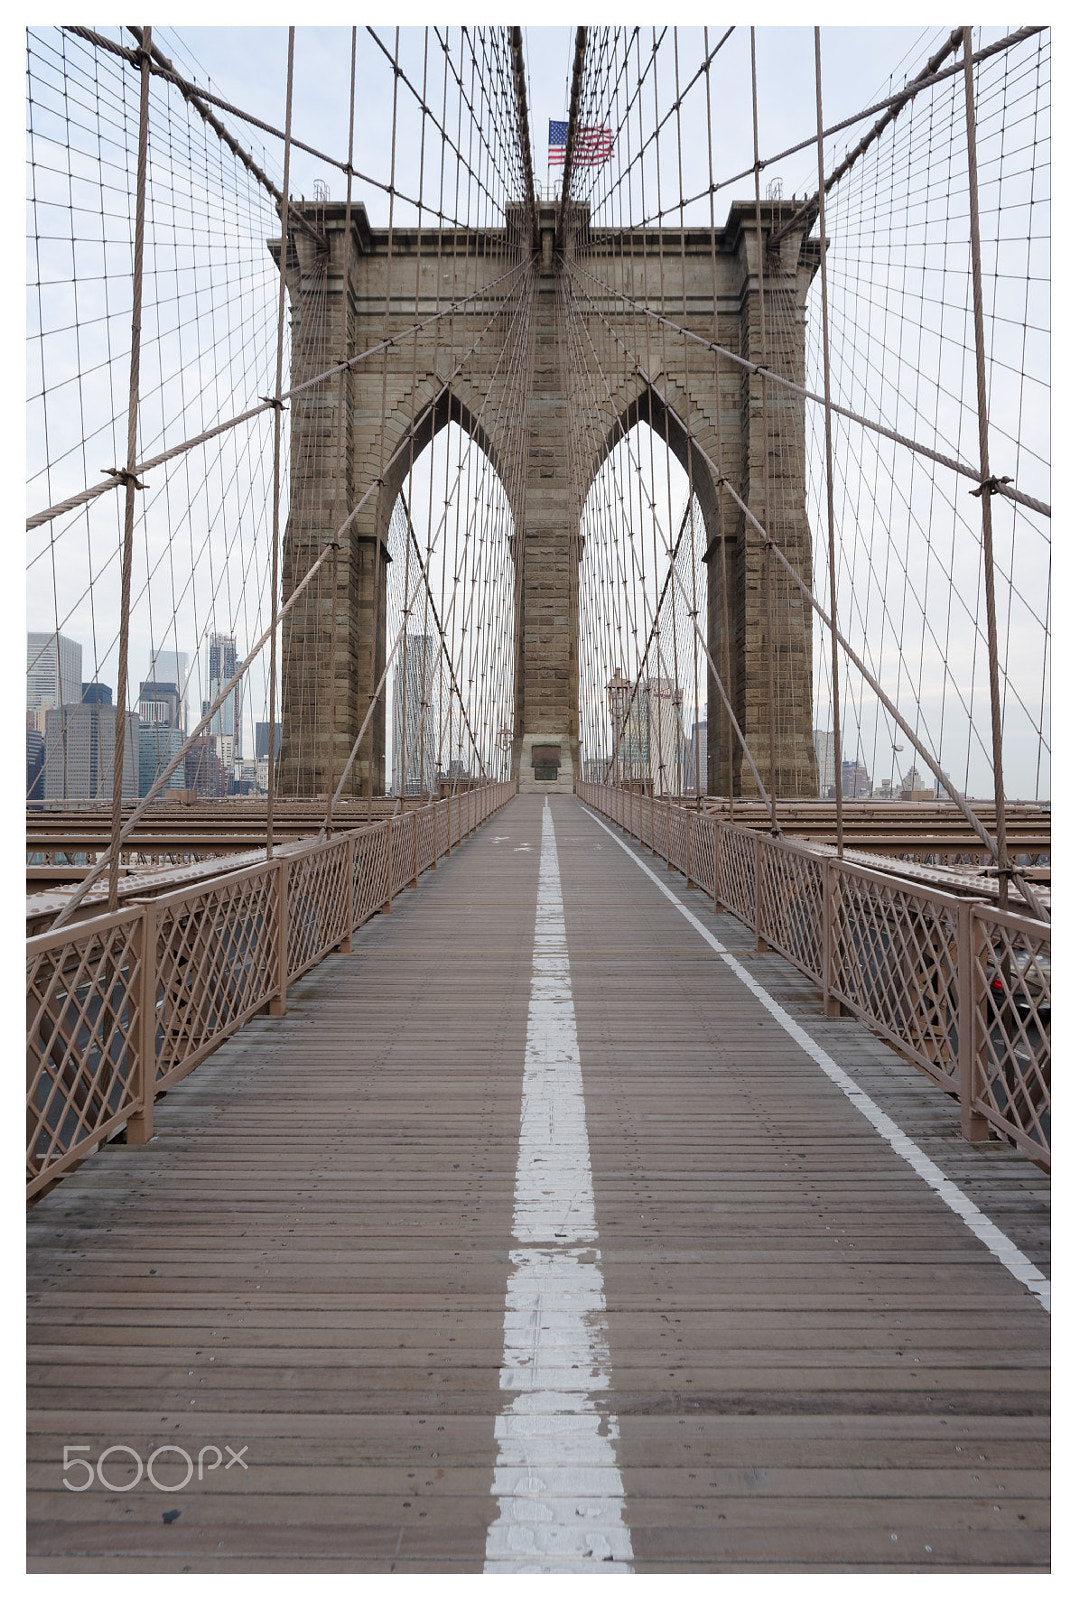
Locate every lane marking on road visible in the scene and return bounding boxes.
[584,805,1050,1316]
[485,799,634,1574]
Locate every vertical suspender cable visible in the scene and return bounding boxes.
[814,28,844,857]
[266,28,296,859]
[961,26,1011,912]
[107,25,152,912]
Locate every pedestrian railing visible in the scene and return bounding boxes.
[26,782,516,1198]
[578,783,1050,1167]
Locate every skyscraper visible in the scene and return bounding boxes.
[392,634,438,796]
[147,649,190,731]
[137,677,185,797]
[205,632,241,763]
[621,678,685,796]
[41,704,137,801]
[685,718,707,795]
[813,729,836,798]
[255,721,281,762]
[27,631,82,724]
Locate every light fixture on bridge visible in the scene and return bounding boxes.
[606,670,632,788]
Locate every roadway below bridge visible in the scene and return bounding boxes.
[27,795,1049,1574]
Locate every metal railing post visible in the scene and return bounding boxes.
[126,897,157,1144]
[382,818,393,913]
[269,855,289,1016]
[754,832,767,952]
[823,856,841,1017]
[339,834,356,953]
[714,818,721,912]
[412,809,419,887]
[429,799,437,869]
[958,901,991,1142]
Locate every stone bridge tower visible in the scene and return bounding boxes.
[273,196,819,798]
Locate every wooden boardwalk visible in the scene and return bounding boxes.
[27,794,1050,1574]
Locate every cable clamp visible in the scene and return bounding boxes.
[102,467,146,490]
[261,395,286,411]
[970,475,1013,499]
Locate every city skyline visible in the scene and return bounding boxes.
[26,625,268,801]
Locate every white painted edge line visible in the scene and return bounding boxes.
[484,798,634,1574]
[583,804,1051,1316]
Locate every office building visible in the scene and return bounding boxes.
[255,721,281,762]
[185,736,224,798]
[392,634,438,796]
[41,704,137,801]
[26,728,45,800]
[139,726,186,798]
[684,718,707,794]
[620,677,685,796]
[813,729,836,798]
[841,758,872,799]
[147,649,190,730]
[205,632,242,762]
[27,631,82,723]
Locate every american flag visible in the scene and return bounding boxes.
[548,118,614,168]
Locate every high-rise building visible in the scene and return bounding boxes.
[41,704,137,801]
[26,728,45,800]
[185,736,224,798]
[138,679,182,729]
[255,721,281,762]
[813,729,836,798]
[136,678,185,797]
[147,649,190,731]
[81,682,113,705]
[27,631,82,723]
[841,758,872,799]
[205,633,241,761]
[139,726,186,798]
[392,634,438,796]
[684,718,707,794]
[620,678,685,795]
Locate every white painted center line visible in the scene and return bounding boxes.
[484,799,634,1574]
[584,804,1050,1317]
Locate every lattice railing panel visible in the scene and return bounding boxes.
[652,800,669,863]
[435,804,449,859]
[390,813,417,897]
[759,839,825,982]
[689,813,716,896]
[667,805,688,875]
[973,906,1050,1161]
[27,908,145,1192]
[286,838,351,981]
[831,870,960,1088]
[417,807,436,873]
[716,825,757,925]
[353,825,390,921]
[155,863,279,1086]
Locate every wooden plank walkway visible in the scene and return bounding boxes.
[27,794,1049,1574]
